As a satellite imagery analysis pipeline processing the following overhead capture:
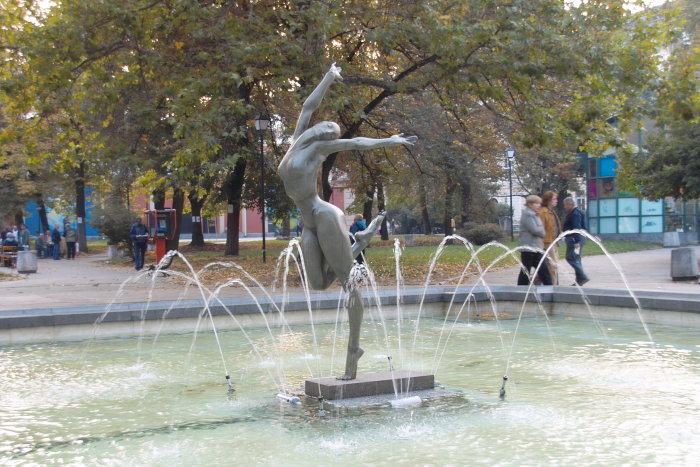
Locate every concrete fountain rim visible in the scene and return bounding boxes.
[1,285,698,331]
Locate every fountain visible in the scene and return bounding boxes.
[2,64,700,464]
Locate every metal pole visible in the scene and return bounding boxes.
[509,157,514,241]
[259,131,266,263]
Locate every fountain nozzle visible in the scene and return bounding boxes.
[277,393,301,405]
[318,397,326,416]
[499,375,508,400]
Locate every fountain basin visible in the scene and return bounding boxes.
[2,286,700,346]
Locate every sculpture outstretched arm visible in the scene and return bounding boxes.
[317,134,417,154]
[293,63,343,141]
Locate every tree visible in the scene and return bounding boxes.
[370,92,502,235]
[303,0,670,205]
[617,0,699,199]
[630,120,700,199]
[1,0,675,253]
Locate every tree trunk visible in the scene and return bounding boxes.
[419,180,431,235]
[362,186,374,225]
[281,216,291,237]
[443,176,454,237]
[224,157,247,256]
[188,191,206,247]
[14,210,24,227]
[459,180,471,228]
[377,181,388,240]
[322,154,337,201]
[219,81,252,255]
[75,161,88,253]
[166,187,184,252]
[152,189,165,210]
[36,197,49,233]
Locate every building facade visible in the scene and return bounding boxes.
[583,152,698,244]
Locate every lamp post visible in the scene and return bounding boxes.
[506,147,516,241]
[254,114,271,263]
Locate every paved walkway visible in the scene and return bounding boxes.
[1,245,698,312]
[478,245,700,293]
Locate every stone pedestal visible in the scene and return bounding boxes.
[664,232,681,248]
[16,250,37,274]
[671,247,698,281]
[305,370,434,400]
[107,245,123,259]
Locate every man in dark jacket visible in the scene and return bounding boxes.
[563,197,589,286]
[349,214,367,264]
[51,224,62,260]
[130,217,150,270]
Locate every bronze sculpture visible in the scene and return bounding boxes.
[278,63,416,379]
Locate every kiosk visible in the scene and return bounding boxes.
[145,209,177,264]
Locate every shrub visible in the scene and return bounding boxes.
[90,204,137,249]
[460,223,505,245]
[460,222,480,233]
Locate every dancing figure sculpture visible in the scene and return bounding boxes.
[278,63,417,379]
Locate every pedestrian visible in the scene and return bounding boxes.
[35,230,45,258]
[36,230,51,258]
[517,195,552,286]
[51,224,62,260]
[130,217,150,270]
[296,216,303,237]
[349,214,367,264]
[2,232,18,247]
[17,224,30,251]
[63,222,78,259]
[537,191,561,284]
[349,214,367,235]
[562,197,590,286]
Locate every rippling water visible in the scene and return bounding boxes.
[1,317,699,465]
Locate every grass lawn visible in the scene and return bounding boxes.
[109,235,661,287]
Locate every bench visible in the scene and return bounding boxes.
[1,245,18,268]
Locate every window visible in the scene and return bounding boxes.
[588,200,598,217]
[641,200,663,215]
[618,217,639,233]
[599,177,616,198]
[641,217,663,233]
[618,198,640,216]
[599,156,618,177]
[599,218,617,233]
[599,199,617,217]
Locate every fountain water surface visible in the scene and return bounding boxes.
[1,314,698,465]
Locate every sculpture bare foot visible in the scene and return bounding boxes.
[353,211,385,251]
[338,347,364,380]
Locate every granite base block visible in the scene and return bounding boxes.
[305,370,434,400]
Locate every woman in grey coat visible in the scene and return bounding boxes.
[517,195,552,286]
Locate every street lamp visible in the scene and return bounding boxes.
[254,114,271,263]
[506,146,516,241]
